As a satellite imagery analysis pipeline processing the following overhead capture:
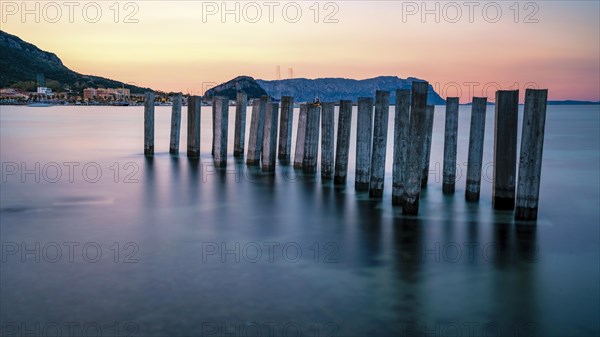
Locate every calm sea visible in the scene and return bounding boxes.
[1,105,598,336]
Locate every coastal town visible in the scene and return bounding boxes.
[0,86,176,106]
[0,72,190,106]
[0,87,266,107]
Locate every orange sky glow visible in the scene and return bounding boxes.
[2,0,599,101]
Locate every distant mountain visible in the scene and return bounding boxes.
[547,100,600,105]
[204,76,267,100]
[461,100,600,105]
[256,76,445,104]
[0,30,152,93]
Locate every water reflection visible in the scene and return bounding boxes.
[185,156,201,203]
[392,217,423,337]
[143,156,156,210]
[393,217,423,284]
[355,198,384,268]
[491,222,539,335]
[136,150,546,336]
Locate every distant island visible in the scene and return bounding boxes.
[257,77,445,104]
[205,75,445,104]
[460,100,600,106]
[546,100,600,105]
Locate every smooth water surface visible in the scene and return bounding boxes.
[1,105,599,336]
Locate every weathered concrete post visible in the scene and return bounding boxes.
[516,89,548,220]
[144,92,155,156]
[493,90,519,209]
[320,102,335,180]
[261,102,279,172]
[303,103,321,173]
[355,97,374,191]
[334,100,353,184]
[233,92,247,157]
[402,82,428,215]
[211,97,217,156]
[169,93,182,154]
[392,89,411,205]
[369,90,390,197]
[442,97,459,193]
[420,105,435,187]
[465,97,488,201]
[293,104,308,168]
[246,96,267,165]
[187,95,201,158]
[213,97,229,167]
[278,96,294,162]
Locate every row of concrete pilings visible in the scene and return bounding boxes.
[143,82,548,221]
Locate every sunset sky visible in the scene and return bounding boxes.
[2,0,599,101]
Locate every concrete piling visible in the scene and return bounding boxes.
[369,90,390,197]
[355,97,374,191]
[169,93,182,154]
[515,89,548,221]
[293,104,308,169]
[213,97,229,167]
[320,102,335,180]
[303,103,321,173]
[261,102,279,172]
[334,100,353,184]
[442,97,459,193]
[187,95,201,158]
[233,92,247,157]
[246,96,267,165]
[392,89,411,205]
[402,82,429,215]
[421,105,435,188]
[465,97,488,201]
[139,79,546,217]
[211,98,217,156]
[144,92,155,156]
[278,96,294,162]
[211,98,216,156]
[493,90,519,210]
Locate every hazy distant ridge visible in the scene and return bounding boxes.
[256,76,445,104]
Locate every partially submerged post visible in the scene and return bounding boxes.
[369,90,390,197]
[421,105,435,187]
[334,100,353,184]
[516,89,548,221]
[355,97,374,191]
[213,97,229,167]
[402,82,429,215]
[278,96,294,162]
[293,104,308,169]
[169,93,182,154]
[233,92,247,157]
[442,97,459,193]
[493,90,519,209]
[261,102,279,172]
[187,95,201,158]
[392,89,411,205]
[303,103,321,173]
[144,92,155,156]
[246,96,267,165]
[465,97,488,201]
[320,102,335,180]
[211,97,217,156]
